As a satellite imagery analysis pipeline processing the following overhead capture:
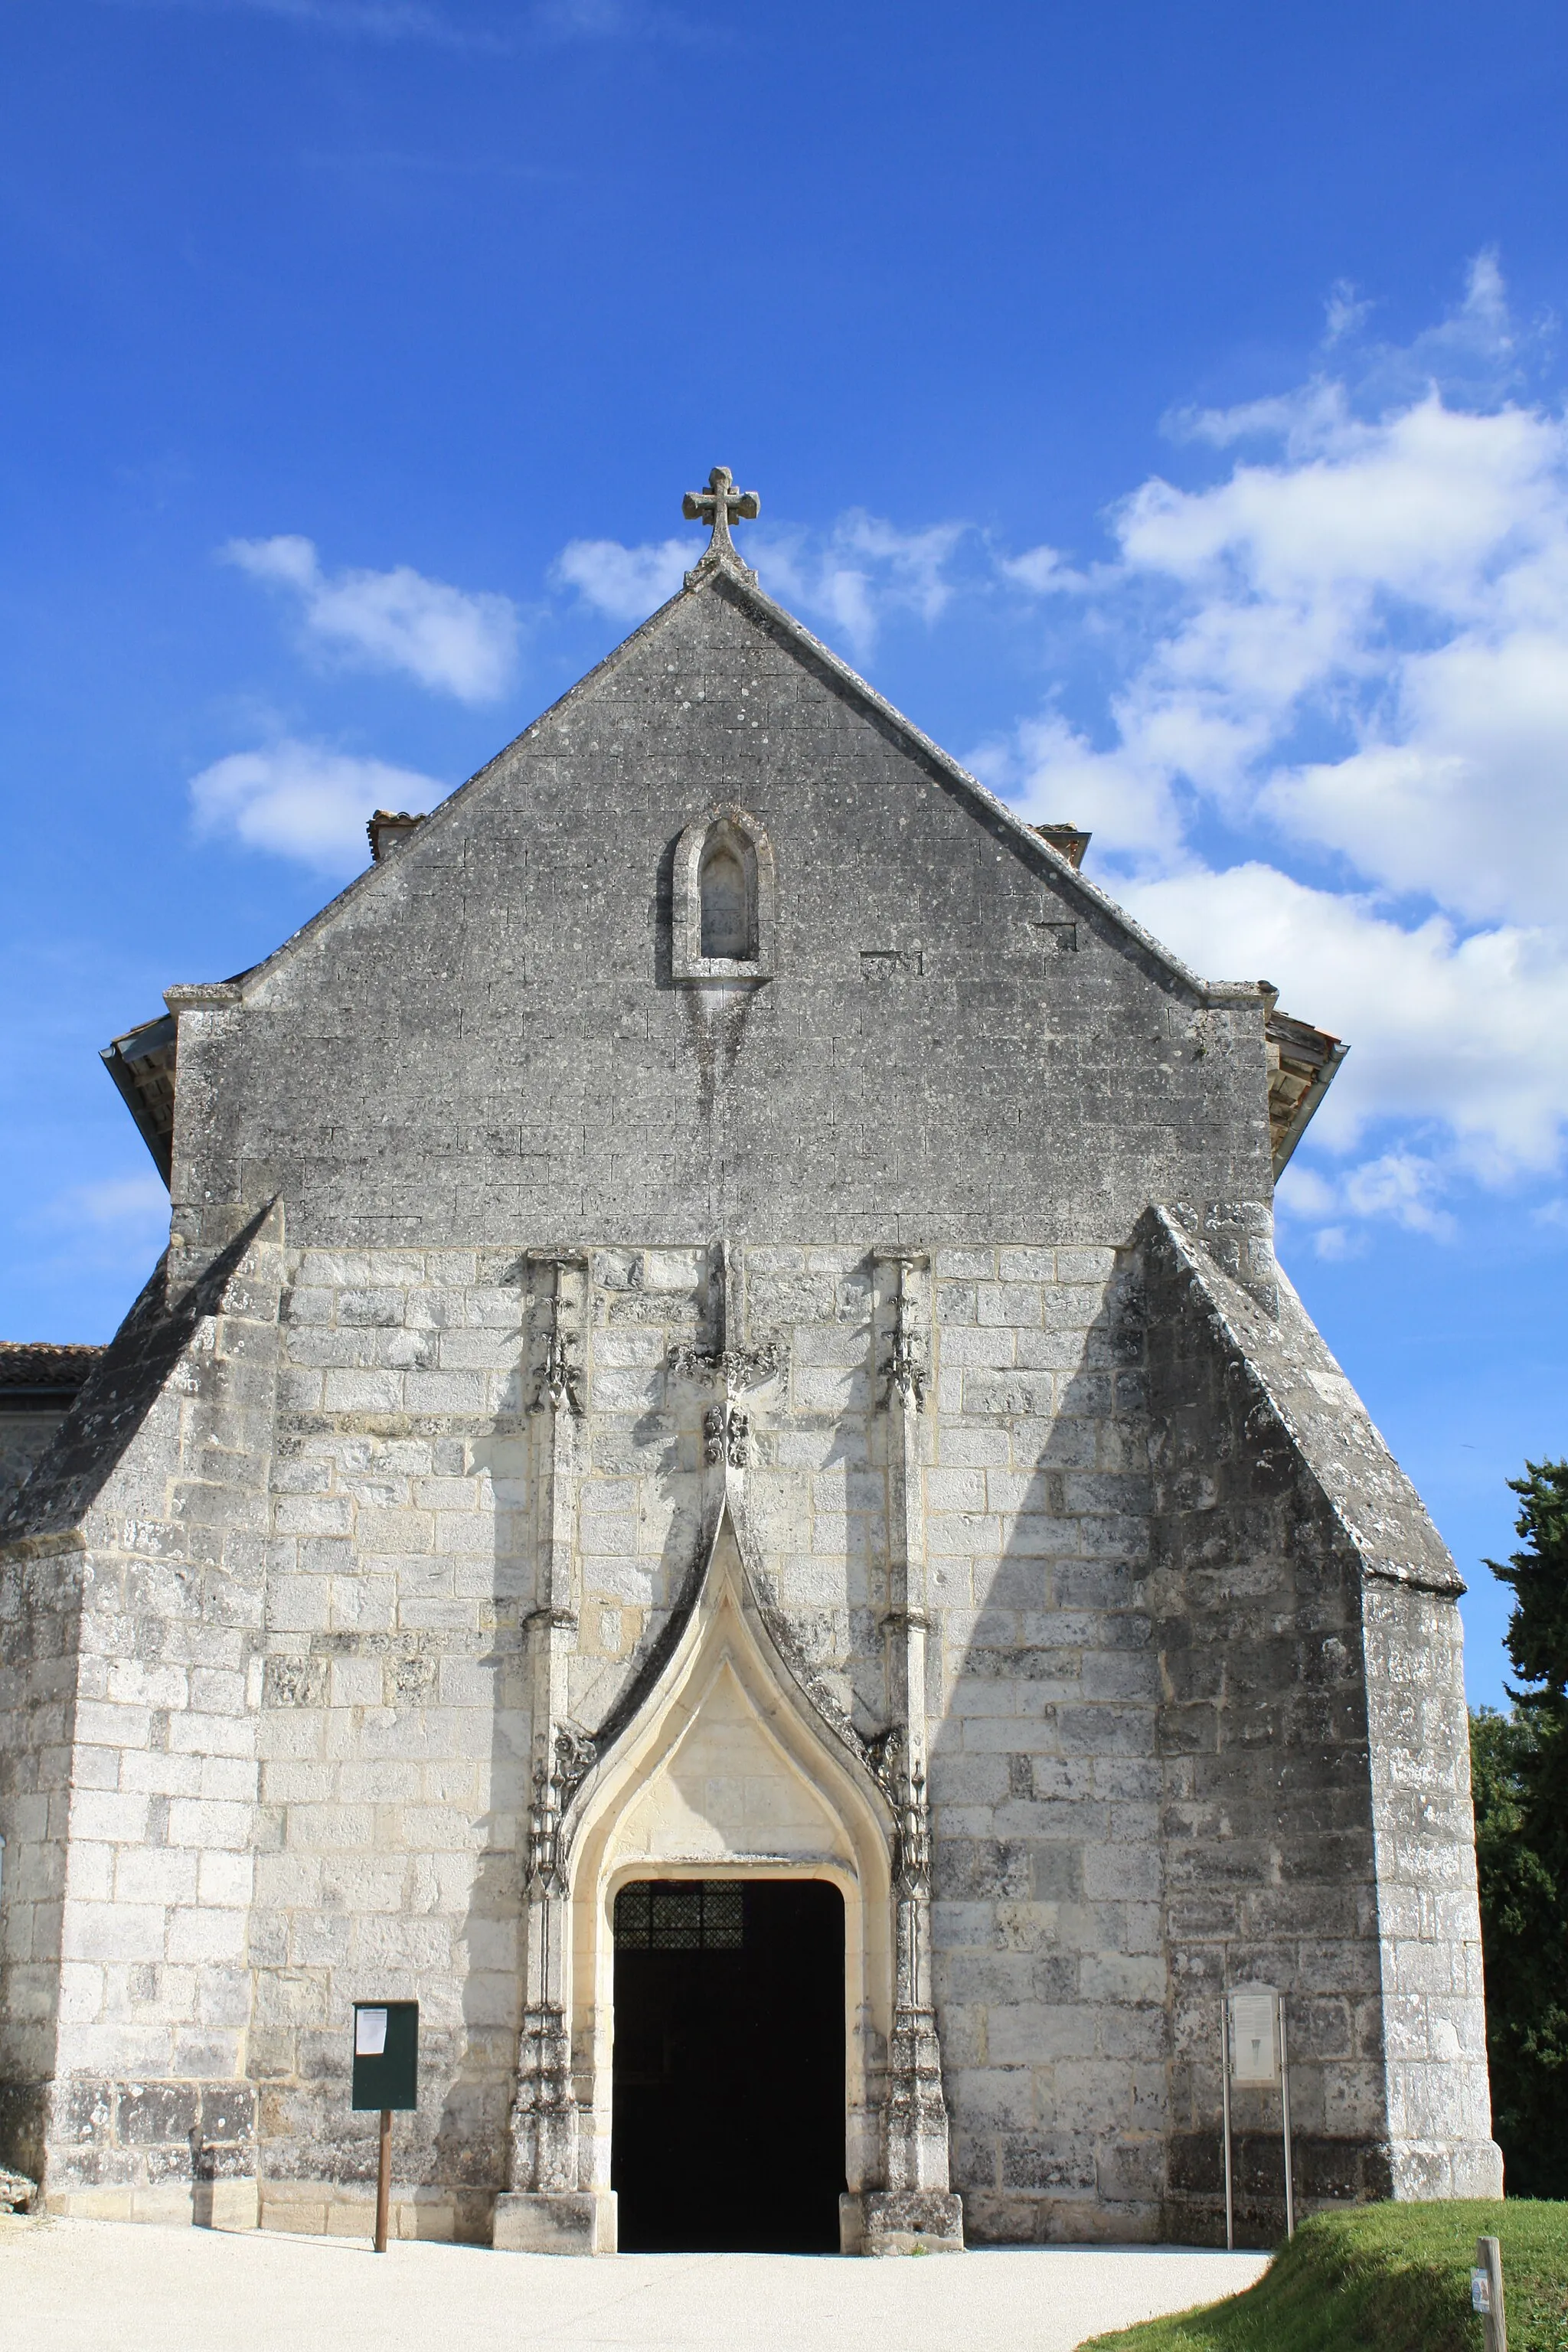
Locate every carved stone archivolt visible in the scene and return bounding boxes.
[559,1499,899,2252]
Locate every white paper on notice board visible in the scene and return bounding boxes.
[1230,1992,1278,2083]
[355,2007,388,2056]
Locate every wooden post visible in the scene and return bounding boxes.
[1475,2234,1507,2352]
[374,2107,391,2253]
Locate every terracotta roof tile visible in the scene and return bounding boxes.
[0,1342,106,1393]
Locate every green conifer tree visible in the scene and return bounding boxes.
[1472,1459,1568,2197]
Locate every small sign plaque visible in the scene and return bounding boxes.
[1229,1990,1279,2084]
[352,2000,418,2112]
[1220,1985,1294,2248]
[1472,2268,1492,2314]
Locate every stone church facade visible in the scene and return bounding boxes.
[0,475,1501,2250]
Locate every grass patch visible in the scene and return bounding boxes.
[1079,2202,1568,2352]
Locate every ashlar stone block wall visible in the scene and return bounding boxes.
[922,1240,1165,2243]
[2,1204,1498,2239]
[1144,1208,1495,2233]
[0,1210,283,2220]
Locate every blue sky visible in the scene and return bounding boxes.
[3,0,1566,1704]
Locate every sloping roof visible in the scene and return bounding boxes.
[0,1216,276,1550]
[0,1342,106,1400]
[1147,1204,1460,1593]
[98,537,1348,1180]
[1266,1003,1348,1179]
[101,1012,176,1185]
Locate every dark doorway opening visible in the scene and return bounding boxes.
[611,1877,846,2252]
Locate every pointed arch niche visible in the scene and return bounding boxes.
[562,1511,892,2231]
[671,803,776,982]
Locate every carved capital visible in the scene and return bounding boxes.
[525,1723,598,1891]
[703,1401,753,1465]
[880,1328,926,1410]
[893,1761,932,1896]
[864,1723,906,1802]
[533,1329,583,1417]
[670,1338,780,1395]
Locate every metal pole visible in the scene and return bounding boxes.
[1278,1996,1294,2243]
[374,2107,391,2254]
[1477,2234,1507,2352]
[1220,1999,1234,2252]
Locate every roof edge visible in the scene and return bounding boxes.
[100,1013,177,1187]
[1147,1204,1463,1596]
[199,567,720,1004]
[712,566,1238,1008]
[152,550,1266,1015]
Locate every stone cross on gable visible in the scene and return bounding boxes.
[682,465,760,582]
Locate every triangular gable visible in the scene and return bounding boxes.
[168,564,1257,1016]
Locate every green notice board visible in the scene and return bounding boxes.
[352,2001,419,2112]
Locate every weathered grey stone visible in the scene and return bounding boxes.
[0,2162,36,2211]
[0,520,1498,2247]
[492,2189,614,2254]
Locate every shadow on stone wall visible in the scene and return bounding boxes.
[931,1245,1165,2247]
[930,1226,1390,2251]
[1142,1207,1388,2246]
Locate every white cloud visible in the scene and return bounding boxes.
[190,740,446,875]
[554,511,969,660]
[968,714,1191,872]
[1277,1151,1458,1253]
[224,534,518,701]
[999,544,1093,594]
[51,1174,172,1233]
[975,259,1568,1237]
[1264,615,1568,927]
[35,1173,172,1273]
[1121,864,1568,1176]
[759,511,966,658]
[1324,279,1374,348]
[553,537,691,624]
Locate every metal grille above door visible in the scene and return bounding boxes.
[613,1880,744,1951]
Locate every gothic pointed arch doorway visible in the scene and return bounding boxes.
[564,1511,894,2252]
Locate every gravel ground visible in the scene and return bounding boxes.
[0,2216,1270,2351]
